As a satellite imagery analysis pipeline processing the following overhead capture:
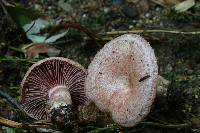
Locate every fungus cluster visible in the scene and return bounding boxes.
[21,34,158,128]
[21,57,87,125]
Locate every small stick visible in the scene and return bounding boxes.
[140,122,193,128]
[106,29,200,36]
[0,116,53,129]
[9,46,24,53]
[45,23,103,47]
[139,75,150,82]
[24,20,36,34]
[0,57,36,63]
[0,116,23,128]
[150,0,167,7]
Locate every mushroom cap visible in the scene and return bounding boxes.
[21,57,87,120]
[85,34,158,127]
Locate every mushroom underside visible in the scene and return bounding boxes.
[21,57,87,120]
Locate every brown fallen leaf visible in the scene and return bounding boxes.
[22,43,61,59]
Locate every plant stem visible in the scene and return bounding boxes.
[106,30,200,36]
[9,46,24,53]
[0,116,53,129]
[0,57,36,63]
[141,122,192,128]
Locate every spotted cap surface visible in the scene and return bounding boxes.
[21,57,87,120]
[85,34,158,127]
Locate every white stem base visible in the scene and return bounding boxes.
[48,85,72,111]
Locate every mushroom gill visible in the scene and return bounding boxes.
[21,57,87,126]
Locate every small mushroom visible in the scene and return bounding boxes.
[85,34,158,127]
[21,57,87,126]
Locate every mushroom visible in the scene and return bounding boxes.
[85,34,158,127]
[21,57,87,126]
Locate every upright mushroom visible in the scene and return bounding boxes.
[85,34,158,127]
[21,57,87,126]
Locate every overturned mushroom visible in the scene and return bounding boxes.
[21,57,87,126]
[85,34,158,127]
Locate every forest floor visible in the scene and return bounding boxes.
[0,0,200,133]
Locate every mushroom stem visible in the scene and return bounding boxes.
[48,86,73,127]
[48,86,72,111]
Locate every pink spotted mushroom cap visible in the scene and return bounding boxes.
[21,57,87,121]
[85,34,158,127]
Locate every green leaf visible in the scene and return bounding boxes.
[87,126,118,133]
[5,4,42,27]
[3,127,15,133]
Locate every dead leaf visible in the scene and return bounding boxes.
[151,0,184,7]
[126,0,140,3]
[22,43,61,59]
[23,18,68,43]
[175,0,195,12]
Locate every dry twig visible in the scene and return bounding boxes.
[0,57,36,63]
[0,116,53,129]
[141,122,192,128]
[46,23,103,47]
[106,29,200,36]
